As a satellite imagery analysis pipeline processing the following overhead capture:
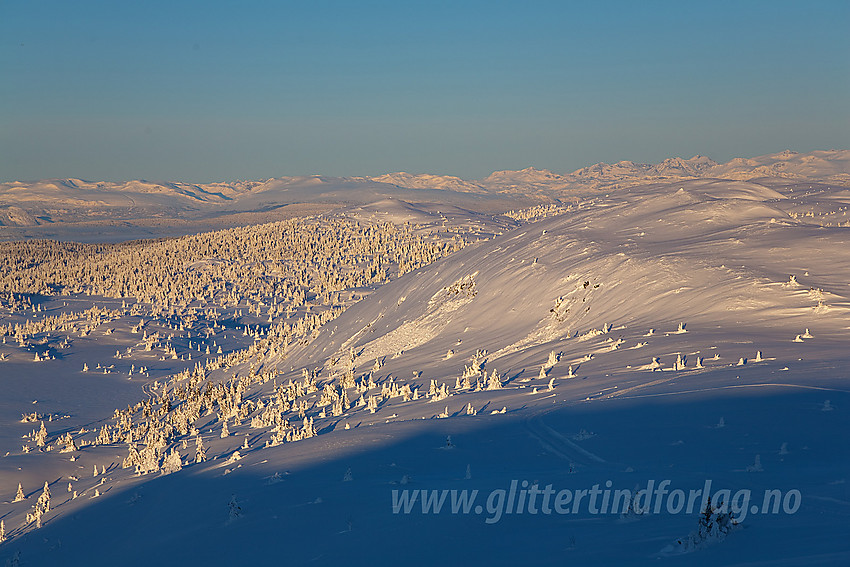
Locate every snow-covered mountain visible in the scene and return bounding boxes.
[2,151,846,241]
[366,172,487,194]
[1,170,848,565]
[705,149,850,183]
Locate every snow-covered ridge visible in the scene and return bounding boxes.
[2,151,846,232]
[1,176,849,564]
[275,178,850,377]
[365,150,848,193]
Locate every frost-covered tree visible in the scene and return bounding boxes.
[96,424,111,445]
[138,446,161,475]
[60,432,78,453]
[13,482,25,502]
[35,421,47,447]
[36,481,50,513]
[195,435,207,463]
[123,444,140,469]
[162,448,183,474]
[746,454,763,472]
[227,495,241,523]
[33,506,43,528]
[674,496,738,551]
[486,369,502,390]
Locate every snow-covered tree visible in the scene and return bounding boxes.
[195,435,207,463]
[162,448,183,474]
[36,481,50,513]
[13,482,25,502]
[33,506,43,528]
[138,446,161,475]
[96,424,111,445]
[486,369,502,390]
[60,433,78,453]
[227,495,241,523]
[35,421,47,447]
[123,444,140,469]
[674,496,738,551]
[746,454,763,472]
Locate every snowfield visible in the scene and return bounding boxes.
[1,151,849,566]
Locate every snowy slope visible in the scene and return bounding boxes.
[1,174,850,566]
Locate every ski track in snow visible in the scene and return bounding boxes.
[524,408,607,465]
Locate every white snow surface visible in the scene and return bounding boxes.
[1,153,849,566]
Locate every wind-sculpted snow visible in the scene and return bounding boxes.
[1,171,849,566]
[280,179,849,378]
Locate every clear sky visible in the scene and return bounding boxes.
[1,0,848,182]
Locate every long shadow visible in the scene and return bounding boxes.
[1,387,849,567]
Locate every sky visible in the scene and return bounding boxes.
[1,0,849,183]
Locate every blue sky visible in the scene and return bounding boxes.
[1,0,848,182]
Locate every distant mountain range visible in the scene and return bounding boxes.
[1,150,847,236]
[366,149,849,193]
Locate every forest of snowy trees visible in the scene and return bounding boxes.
[0,205,554,542]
